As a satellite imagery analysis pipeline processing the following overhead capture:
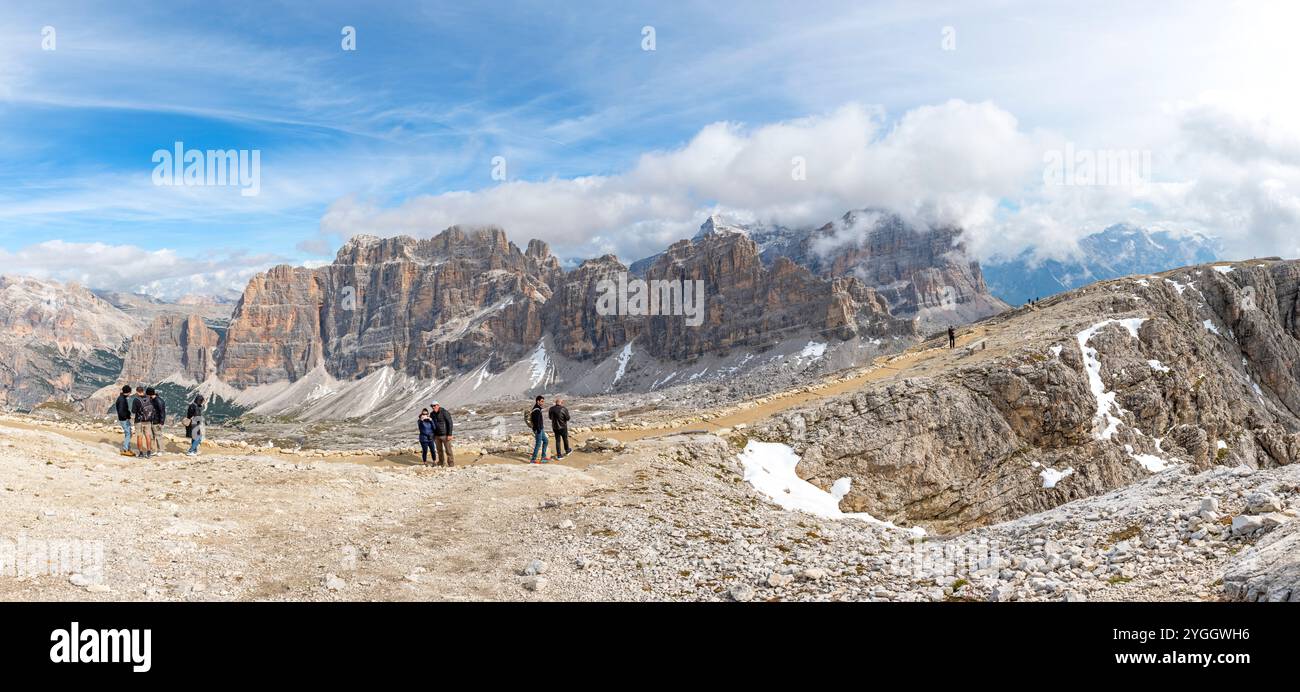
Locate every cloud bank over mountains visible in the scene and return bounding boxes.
[315,97,1300,270]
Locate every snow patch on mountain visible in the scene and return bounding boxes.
[1077,318,1147,441]
[737,440,924,536]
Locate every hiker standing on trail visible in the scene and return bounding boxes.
[185,394,206,456]
[148,387,167,457]
[417,408,435,466]
[549,397,571,460]
[430,401,454,467]
[115,385,135,457]
[947,326,956,349]
[529,395,550,464]
[131,386,155,458]
[146,387,166,457]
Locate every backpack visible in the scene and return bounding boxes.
[524,407,534,429]
[137,396,156,422]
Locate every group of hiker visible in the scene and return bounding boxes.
[112,385,206,458]
[415,394,573,466]
[110,384,573,466]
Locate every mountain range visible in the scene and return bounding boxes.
[3,208,1008,419]
[982,224,1222,306]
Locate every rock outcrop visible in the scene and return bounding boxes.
[218,226,561,387]
[1225,514,1300,601]
[0,276,136,409]
[753,260,1300,532]
[639,225,914,361]
[634,211,1008,335]
[765,210,1007,332]
[119,314,220,385]
[218,221,922,388]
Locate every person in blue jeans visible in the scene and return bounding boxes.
[184,395,206,456]
[114,385,135,456]
[529,395,550,463]
[417,408,435,465]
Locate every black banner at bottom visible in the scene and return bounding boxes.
[0,602,1288,679]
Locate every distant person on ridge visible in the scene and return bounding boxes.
[947,326,956,349]
[131,386,155,458]
[114,385,135,456]
[529,395,550,464]
[417,408,435,466]
[185,394,206,456]
[430,401,454,467]
[148,387,167,456]
[549,396,571,460]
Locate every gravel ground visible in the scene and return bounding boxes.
[2,417,1296,602]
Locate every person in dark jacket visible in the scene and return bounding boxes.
[529,395,549,463]
[947,326,956,349]
[131,386,155,458]
[417,408,435,465]
[548,397,571,460]
[429,401,454,467]
[185,395,206,456]
[148,387,167,456]
[114,385,135,456]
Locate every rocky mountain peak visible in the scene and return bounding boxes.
[693,213,747,240]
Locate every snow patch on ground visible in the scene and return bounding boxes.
[1040,466,1074,489]
[1077,318,1146,440]
[1130,452,1173,473]
[1212,265,1235,274]
[737,441,924,536]
[1147,359,1171,373]
[612,342,634,386]
[527,342,550,388]
[791,341,828,367]
[1203,319,1221,336]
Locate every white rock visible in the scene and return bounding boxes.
[729,584,755,602]
[522,576,548,592]
[1246,491,1282,515]
[1231,515,1265,536]
[767,572,794,588]
[798,567,828,581]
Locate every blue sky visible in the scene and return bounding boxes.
[2,0,1299,297]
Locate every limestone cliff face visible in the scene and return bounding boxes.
[0,276,136,409]
[546,254,640,360]
[216,222,922,388]
[632,211,1007,336]
[120,314,219,385]
[638,226,915,361]
[754,260,1300,533]
[218,265,326,387]
[217,226,561,386]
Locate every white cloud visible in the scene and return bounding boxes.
[0,240,277,300]
[318,100,1045,262]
